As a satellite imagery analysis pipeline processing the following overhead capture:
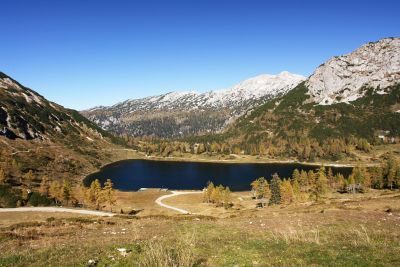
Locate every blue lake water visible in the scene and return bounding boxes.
[84,159,353,191]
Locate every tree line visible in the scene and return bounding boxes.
[202,182,232,209]
[127,135,384,162]
[250,157,400,207]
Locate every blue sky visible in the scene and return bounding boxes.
[1,0,399,110]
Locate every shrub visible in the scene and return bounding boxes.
[27,192,53,207]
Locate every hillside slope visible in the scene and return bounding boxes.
[82,72,305,138]
[0,72,128,187]
[224,37,400,159]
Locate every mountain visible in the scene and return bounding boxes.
[306,37,400,105]
[0,72,127,187]
[223,37,400,159]
[82,71,306,138]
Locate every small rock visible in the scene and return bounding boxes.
[117,248,128,257]
[388,213,393,216]
[88,259,96,265]
[249,221,252,224]
[194,218,200,221]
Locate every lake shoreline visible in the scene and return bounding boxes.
[85,154,355,191]
[123,152,378,168]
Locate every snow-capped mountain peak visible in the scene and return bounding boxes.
[82,71,306,137]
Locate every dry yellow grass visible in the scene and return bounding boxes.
[0,211,88,228]
[1,190,399,266]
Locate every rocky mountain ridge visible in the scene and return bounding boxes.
[306,37,400,105]
[82,71,306,138]
[225,37,400,156]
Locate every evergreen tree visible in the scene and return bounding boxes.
[269,173,281,205]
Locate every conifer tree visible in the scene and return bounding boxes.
[327,168,334,187]
[214,185,224,207]
[251,177,270,207]
[308,170,316,186]
[386,160,396,189]
[281,179,294,205]
[292,169,300,184]
[103,179,116,212]
[299,170,308,190]
[291,177,302,202]
[335,173,345,191]
[49,181,62,205]
[223,187,232,209]
[311,167,328,201]
[39,176,50,197]
[360,167,371,191]
[80,183,87,208]
[210,187,216,204]
[206,182,214,203]
[61,179,73,206]
[202,187,207,203]
[88,179,103,209]
[21,188,29,203]
[0,168,7,185]
[23,170,34,188]
[269,173,281,205]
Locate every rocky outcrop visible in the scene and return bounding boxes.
[306,37,400,105]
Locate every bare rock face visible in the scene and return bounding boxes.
[306,37,400,105]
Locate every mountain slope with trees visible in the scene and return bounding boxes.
[222,38,400,158]
[0,72,128,197]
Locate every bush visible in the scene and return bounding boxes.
[0,186,22,208]
[27,192,53,207]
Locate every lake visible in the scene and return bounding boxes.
[84,159,353,191]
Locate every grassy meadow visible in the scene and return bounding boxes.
[1,189,399,266]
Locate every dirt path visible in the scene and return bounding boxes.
[155,191,202,214]
[0,207,115,217]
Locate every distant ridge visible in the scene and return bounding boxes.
[82,71,305,138]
